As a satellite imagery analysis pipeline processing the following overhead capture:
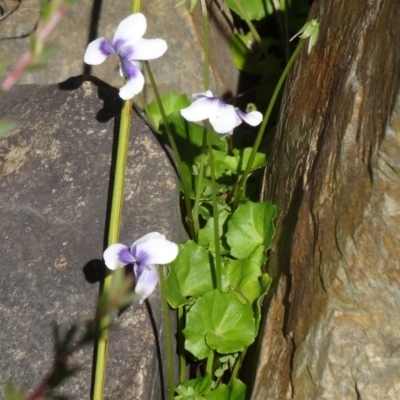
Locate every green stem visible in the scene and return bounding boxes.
[232,39,304,209]
[138,93,157,130]
[228,350,247,387]
[92,98,133,400]
[206,349,215,377]
[159,265,175,400]
[232,0,269,60]
[177,307,187,384]
[207,126,222,291]
[200,0,210,89]
[192,127,207,240]
[144,61,196,239]
[131,0,142,13]
[192,1,211,240]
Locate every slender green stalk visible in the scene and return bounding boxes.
[227,349,247,387]
[207,127,222,291]
[232,0,269,61]
[92,98,133,400]
[206,349,215,377]
[144,61,196,239]
[177,307,187,384]
[131,0,142,13]
[200,0,210,89]
[158,265,175,400]
[192,126,207,239]
[192,0,211,239]
[232,39,304,209]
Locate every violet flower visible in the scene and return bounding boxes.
[103,232,178,304]
[84,13,167,100]
[180,90,263,136]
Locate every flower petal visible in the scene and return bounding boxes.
[134,264,159,304]
[131,232,166,249]
[124,38,168,61]
[84,38,114,65]
[119,68,145,100]
[236,110,263,127]
[209,101,238,134]
[113,13,147,51]
[103,244,136,270]
[180,97,216,122]
[192,90,214,99]
[133,237,179,266]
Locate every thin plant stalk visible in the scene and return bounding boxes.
[158,265,175,400]
[144,61,196,239]
[192,0,211,239]
[177,307,186,384]
[200,0,210,89]
[206,349,215,377]
[92,98,133,400]
[227,349,247,387]
[192,128,207,239]
[207,126,222,291]
[232,0,269,61]
[233,39,304,209]
[131,0,142,12]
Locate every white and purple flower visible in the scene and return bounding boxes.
[84,13,167,100]
[103,232,178,304]
[180,90,263,136]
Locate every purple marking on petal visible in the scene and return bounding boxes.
[99,39,116,56]
[113,38,127,53]
[235,109,246,121]
[123,61,141,80]
[119,45,135,61]
[132,247,152,268]
[118,247,136,264]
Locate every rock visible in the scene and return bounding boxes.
[250,1,400,399]
[0,76,185,399]
[0,0,239,99]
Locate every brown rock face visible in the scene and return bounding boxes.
[252,1,400,399]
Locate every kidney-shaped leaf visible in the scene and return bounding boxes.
[226,201,276,261]
[166,241,214,308]
[184,290,255,359]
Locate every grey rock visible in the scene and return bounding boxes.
[0,77,184,399]
[0,0,239,99]
[250,1,400,399]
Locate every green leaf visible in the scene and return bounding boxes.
[184,290,255,359]
[222,258,262,304]
[226,201,276,263]
[254,273,272,334]
[166,241,214,308]
[0,120,18,138]
[225,0,274,21]
[223,148,267,174]
[175,385,205,399]
[229,379,247,400]
[198,210,230,248]
[147,91,190,130]
[162,112,228,167]
[181,374,212,395]
[203,384,229,399]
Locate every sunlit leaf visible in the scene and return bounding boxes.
[184,290,255,359]
[166,241,214,308]
[147,91,190,130]
[226,201,276,263]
